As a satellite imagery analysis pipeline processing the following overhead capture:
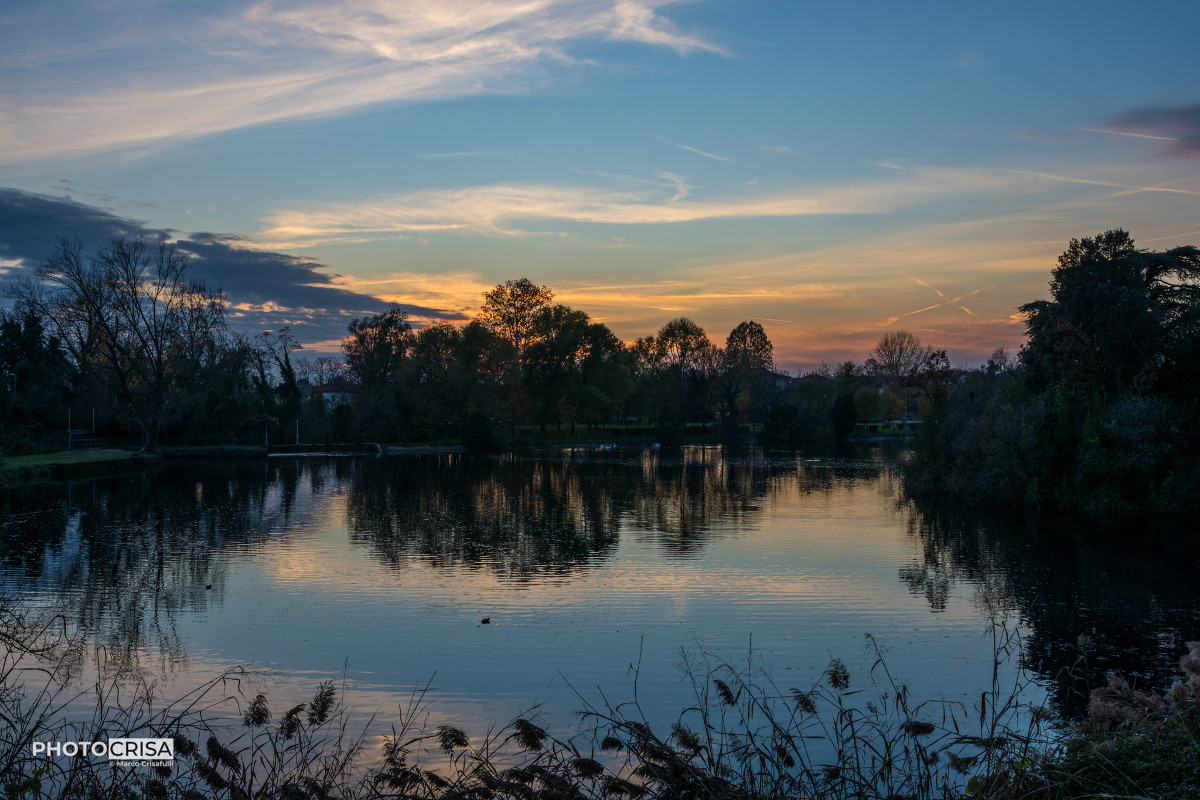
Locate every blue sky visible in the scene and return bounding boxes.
[2,0,1198,371]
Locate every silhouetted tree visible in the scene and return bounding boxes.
[866,331,930,418]
[525,304,592,431]
[343,305,411,393]
[478,278,554,363]
[8,235,226,452]
[718,320,774,424]
[1020,229,1200,396]
[914,349,955,411]
[634,318,716,435]
[576,322,633,429]
[408,322,465,438]
[477,278,554,436]
[725,320,773,369]
[259,326,303,406]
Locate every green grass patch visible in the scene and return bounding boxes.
[1,448,141,469]
[0,448,152,484]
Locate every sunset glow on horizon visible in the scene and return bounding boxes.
[2,0,1198,372]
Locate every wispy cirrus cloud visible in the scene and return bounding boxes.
[256,167,965,244]
[305,179,1193,369]
[759,145,796,157]
[656,134,734,162]
[0,0,724,165]
[652,212,1080,368]
[328,267,859,355]
[1082,127,1177,142]
[258,163,1182,246]
[329,270,495,320]
[330,267,852,316]
[1103,102,1200,157]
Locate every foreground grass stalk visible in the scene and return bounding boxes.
[3,608,1197,800]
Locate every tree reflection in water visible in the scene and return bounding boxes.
[899,497,1200,718]
[0,459,324,672]
[343,446,882,575]
[0,446,1194,723]
[0,448,881,663]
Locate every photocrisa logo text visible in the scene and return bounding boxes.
[31,738,175,761]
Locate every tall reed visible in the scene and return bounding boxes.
[5,606,1194,800]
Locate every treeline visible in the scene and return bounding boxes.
[323,279,808,448]
[907,230,1200,524]
[0,237,806,453]
[19,225,1195,502]
[2,235,966,454]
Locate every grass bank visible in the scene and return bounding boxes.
[0,445,276,487]
[0,448,155,484]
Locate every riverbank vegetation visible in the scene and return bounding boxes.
[905,230,1200,525]
[3,599,1198,799]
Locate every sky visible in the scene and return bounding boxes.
[2,0,1199,373]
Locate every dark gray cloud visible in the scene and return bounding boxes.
[0,187,155,260]
[0,187,465,348]
[1108,102,1200,157]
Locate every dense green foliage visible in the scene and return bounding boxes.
[907,230,1200,524]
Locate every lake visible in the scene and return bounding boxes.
[1,444,1197,740]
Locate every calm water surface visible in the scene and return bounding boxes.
[1,445,1197,734]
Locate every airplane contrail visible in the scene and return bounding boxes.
[883,278,979,325]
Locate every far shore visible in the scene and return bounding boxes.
[0,422,915,487]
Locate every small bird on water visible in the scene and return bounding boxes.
[480,617,491,624]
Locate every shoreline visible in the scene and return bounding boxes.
[0,435,902,487]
